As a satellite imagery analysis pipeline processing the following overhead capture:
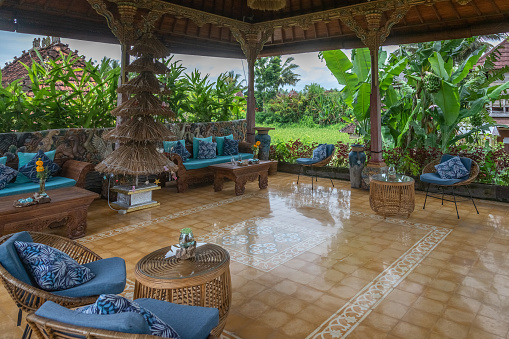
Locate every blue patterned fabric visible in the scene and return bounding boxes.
[223,138,239,156]
[0,232,34,285]
[215,134,233,156]
[312,144,327,161]
[0,156,6,165]
[173,141,191,162]
[77,294,181,338]
[18,150,61,183]
[14,241,95,291]
[435,156,470,179]
[197,140,217,159]
[0,163,18,190]
[192,137,212,159]
[420,173,466,186]
[16,150,56,184]
[163,139,185,153]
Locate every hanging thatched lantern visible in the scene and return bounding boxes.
[247,0,286,11]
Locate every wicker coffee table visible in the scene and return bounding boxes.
[369,173,415,218]
[134,244,231,336]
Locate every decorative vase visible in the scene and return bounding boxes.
[39,178,46,195]
[348,144,366,189]
[255,133,271,161]
[179,228,195,248]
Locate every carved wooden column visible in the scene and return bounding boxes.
[341,4,411,168]
[232,28,273,143]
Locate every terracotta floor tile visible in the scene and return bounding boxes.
[391,321,430,339]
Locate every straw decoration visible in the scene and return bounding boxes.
[129,34,169,58]
[117,72,162,94]
[126,56,168,74]
[247,0,286,10]
[110,93,175,118]
[103,116,176,143]
[96,142,178,176]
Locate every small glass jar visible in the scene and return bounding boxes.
[388,166,396,179]
[179,228,195,248]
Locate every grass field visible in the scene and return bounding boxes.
[261,125,353,145]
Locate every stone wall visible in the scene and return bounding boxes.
[0,120,248,165]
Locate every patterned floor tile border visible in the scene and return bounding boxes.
[197,217,332,272]
[306,225,451,338]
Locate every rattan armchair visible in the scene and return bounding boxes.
[421,157,480,219]
[0,232,103,338]
[297,144,335,190]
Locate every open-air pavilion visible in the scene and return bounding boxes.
[0,0,509,338]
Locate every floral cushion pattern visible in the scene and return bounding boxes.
[223,138,239,156]
[14,241,95,291]
[18,150,61,183]
[77,294,180,338]
[435,156,470,179]
[312,144,327,161]
[173,141,191,162]
[0,163,18,190]
[197,140,217,159]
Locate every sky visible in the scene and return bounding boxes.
[0,30,344,91]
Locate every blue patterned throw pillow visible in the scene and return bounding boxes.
[77,294,181,338]
[435,156,470,179]
[223,138,239,156]
[18,150,61,183]
[312,144,327,161]
[197,140,217,159]
[14,241,95,291]
[0,163,18,190]
[173,141,191,162]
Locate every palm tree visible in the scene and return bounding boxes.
[277,56,300,91]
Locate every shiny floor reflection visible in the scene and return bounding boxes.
[1,173,509,339]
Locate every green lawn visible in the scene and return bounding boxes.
[260,125,353,145]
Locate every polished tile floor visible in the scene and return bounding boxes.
[2,173,509,338]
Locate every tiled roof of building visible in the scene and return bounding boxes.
[340,123,356,135]
[476,39,509,70]
[1,37,87,94]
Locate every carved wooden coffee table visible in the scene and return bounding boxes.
[209,161,271,195]
[134,244,231,336]
[0,187,98,239]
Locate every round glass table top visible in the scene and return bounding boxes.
[371,173,414,183]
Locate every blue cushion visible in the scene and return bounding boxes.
[326,144,335,158]
[53,257,126,298]
[223,138,239,156]
[182,154,252,170]
[193,137,212,159]
[197,140,217,160]
[14,241,95,291]
[296,158,321,165]
[173,141,191,162]
[435,155,469,179]
[215,134,233,156]
[312,144,327,161]
[420,173,466,186]
[0,176,76,197]
[77,295,180,338]
[441,154,472,177]
[0,232,34,285]
[0,156,6,165]
[163,139,186,153]
[35,301,151,334]
[18,150,61,183]
[0,163,18,190]
[16,150,56,184]
[136,298,219,339]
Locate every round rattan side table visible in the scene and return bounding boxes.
[134,243,231,336]
[369,173,415,218]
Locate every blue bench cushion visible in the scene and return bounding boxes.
[183,153,253,170]
[53,257,126,298]
[0,232,34,285]
[193,137,213,159]
[326,144,335,157]
[296,158,321,165]
[35,301,151,334]
[163,139,186,153]
[215,134,233,156]
[0,156,7,165]
[420,173,466,186]
[0,176,76,197]
[136,298,219,339]
[312,145,327,161]
[0,164,18,190]
[16,150,56,184]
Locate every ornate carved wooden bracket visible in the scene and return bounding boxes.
[231,28,274,62]
[340,2,412,50]
[87,0,163,44]
[455,0,473,4]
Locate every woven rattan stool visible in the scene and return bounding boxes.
[134,244,231,336]
[369,173,415,218]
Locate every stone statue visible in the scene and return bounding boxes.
[32,38,41,49]
[42,36,51,48]
[51,36,61,44]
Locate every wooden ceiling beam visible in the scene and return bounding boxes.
[487,0,501,13]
